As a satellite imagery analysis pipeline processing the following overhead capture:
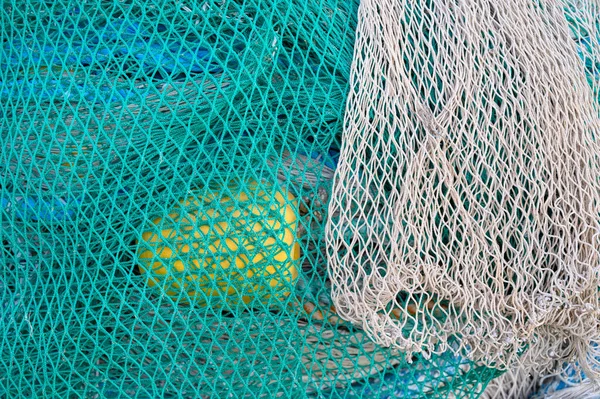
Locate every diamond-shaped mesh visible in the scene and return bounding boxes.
[481,2,600,397]
[8,0,597,398]
[326,0,600,385]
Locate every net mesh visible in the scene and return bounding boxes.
[482,2,600,397]
[0,0,598,398]
[327,0,600,379]
[0,0,502,398]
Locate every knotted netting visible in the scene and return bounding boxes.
[327,0,600,384]
[0,0,503,398]
[482,1,600,397]
[1,0,599,398]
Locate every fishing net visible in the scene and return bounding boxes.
[0,0,597,398]
[0,0,503,398]
[482,2,600,397]
[327,0,600,380]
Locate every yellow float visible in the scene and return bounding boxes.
[136,180,300,307]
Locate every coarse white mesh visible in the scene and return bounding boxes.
[326,0,600,376]
[480,364,541,399]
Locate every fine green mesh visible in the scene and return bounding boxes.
[0,1,511,398]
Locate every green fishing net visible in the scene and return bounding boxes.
[7,0,595,397]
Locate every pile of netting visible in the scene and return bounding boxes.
[327,0,600,385]
[0,1,501,398]
[2,0,600,398]
[482,1,600,398]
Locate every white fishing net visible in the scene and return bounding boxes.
[481,340,600,398]
[480,365,541,399]
[326,0,600,375]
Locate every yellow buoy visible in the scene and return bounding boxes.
[136,180,300,307]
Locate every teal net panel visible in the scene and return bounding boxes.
[1,1,507,398]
